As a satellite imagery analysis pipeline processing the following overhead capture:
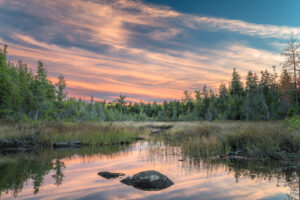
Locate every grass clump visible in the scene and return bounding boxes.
[227,126,300,158]
[160,121,300,160]
[162,124,228,156]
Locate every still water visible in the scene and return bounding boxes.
[0,142,299,200]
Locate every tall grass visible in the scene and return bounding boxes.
[159,121,300,159]
[0,121,143,146]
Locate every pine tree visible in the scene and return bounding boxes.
[55,74,67,104]
[230,68,244,96]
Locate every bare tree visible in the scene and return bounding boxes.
[281,33,300,112]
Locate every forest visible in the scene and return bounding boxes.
[0,42,300,122]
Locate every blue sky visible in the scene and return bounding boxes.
[0,0,299,102]
[148,0,300,26]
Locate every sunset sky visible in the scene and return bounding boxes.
[0,0,299,102]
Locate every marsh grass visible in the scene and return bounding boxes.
[0,121,144,146]
[157,121,300,159]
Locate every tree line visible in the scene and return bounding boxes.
[0,37,299,121]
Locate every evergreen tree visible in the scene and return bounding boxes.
[1,45,299,122]
[230,68,244,96]
[55,74,67,104]
[228,68,244,120]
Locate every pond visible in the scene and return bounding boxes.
[0,141,299,200]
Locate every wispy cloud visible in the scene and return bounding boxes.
[0,0,289,101]
[183,16,300,39]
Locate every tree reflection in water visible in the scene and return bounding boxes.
[52,159,66,186]
[0,144,129,198]
[0,142,299,199]
[144,141,300,200]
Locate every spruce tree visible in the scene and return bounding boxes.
[55,74,67,104]
[230,68,244,96]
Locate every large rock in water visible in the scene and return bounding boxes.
[120,170,174,191]
[98,172,125,179]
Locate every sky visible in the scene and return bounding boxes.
[0,0,300,102]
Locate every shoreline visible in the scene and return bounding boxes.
[0,121,299,162]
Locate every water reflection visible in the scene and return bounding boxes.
[0,142,299,200]
[0,145,130,198]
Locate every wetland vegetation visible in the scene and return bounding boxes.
[156,120,300,160]
[1,36,300,199]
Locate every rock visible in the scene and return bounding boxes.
[71,140,81,145]
[98,172,125,179]
[135,137,145,141]
[0,139,17,148]
[53,142,70,148]
[53,141,82,149]
[151,128,163,134]
[228,150,242,156]
[0,137,40,154]
[120,170,174,191]
[148,125,173,135]
[250,174,256,179]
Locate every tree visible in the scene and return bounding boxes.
[230,68,244,96]
[281,33,300,113]
[183,90,193,113]
[217,83,228,119]
[280,69,293,95]
[55,74,67,104]
[245,71,259,120]
[0,45,7,68]
[228,68,244,120]
[278,69,294,116]
[117,95,126,113]
[36,61,47,82]
[31,61,55,119]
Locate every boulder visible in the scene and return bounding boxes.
[98,172,125,179]
[121,170,174,191]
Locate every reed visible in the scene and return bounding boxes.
[158,121,300,159]
[0,121,143,146]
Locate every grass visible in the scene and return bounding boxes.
[153,121,300,159]
[0,121,145,146]
[2,120,300,160]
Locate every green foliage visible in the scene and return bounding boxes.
[0,45,300,121]
[285,115,300,130]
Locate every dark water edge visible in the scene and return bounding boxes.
[0,142,299,200]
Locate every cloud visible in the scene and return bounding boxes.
[0,0,289,101]
[182,16,300,39]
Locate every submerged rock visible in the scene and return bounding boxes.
[98,172,125,179]
[53,141,82,149]
[120,170,174,191]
